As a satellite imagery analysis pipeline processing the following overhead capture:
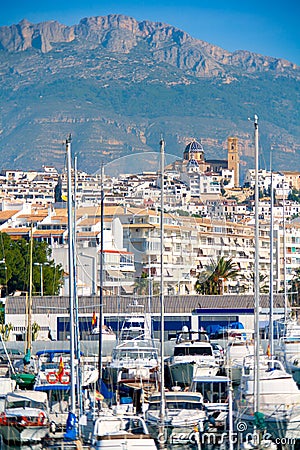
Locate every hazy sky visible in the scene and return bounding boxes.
[1,0,299,65]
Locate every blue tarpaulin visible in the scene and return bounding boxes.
[99,379,113,399]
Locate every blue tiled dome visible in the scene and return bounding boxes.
[184,140,203,153]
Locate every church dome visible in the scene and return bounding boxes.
[184,140,204,154]
[183,139,204,163]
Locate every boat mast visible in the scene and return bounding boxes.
[253,114,260,414]
[65,134,78,440]
[158,138,166,449]
[283,181,288,322]
[74,155,83,419]
[98,162,104,383]
[269,150,274,359]
[26,224,34,355]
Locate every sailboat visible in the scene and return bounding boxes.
[274,177,300,384]
[276,316,300,384]
[235,352,300,438]
[11,227,37,389]
[63,135,80,441]
[78,153,157,450]
[234,117,300,445]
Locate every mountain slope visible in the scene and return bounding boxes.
[0,14,299,176]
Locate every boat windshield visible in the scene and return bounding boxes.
[148,401,203,411]
[174,347,213,356]
[41,361,71,371]
[191,380,228,403]
[114,350,157,360]
[6,399,46,410]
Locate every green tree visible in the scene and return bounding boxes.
[0,232,63,296]
[195,256,239,295]
[134,272,159,296]
[238,272,269,294]
[32,321,41,341]
[288,189,300,203]
[289,267,300,306]
[0,323,13,341]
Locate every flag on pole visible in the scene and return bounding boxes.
[92,311,97,328]
[95,390,104,401]
[266,343,271,357]
[57,356,65,376]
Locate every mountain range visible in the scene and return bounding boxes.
[0,14,299,178]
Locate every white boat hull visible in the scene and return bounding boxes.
[95,434,157,449]
[225,364,243,385]
[92,413,157,450]
[0,423,49,443]
[235,408,300,441]
[0,391,50,444]
[169,361,219,386]
[146,417,201,447]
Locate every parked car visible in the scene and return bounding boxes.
[0,348,24,363]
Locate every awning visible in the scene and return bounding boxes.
[106,269,125,279]
[121,285,135,294]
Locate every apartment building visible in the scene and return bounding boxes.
[0,199,299,296]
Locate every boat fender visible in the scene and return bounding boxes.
[46,372,59,384]
[37,412,46,425]
[50,421,56,434]
[59,372,70,384]
[0,412,7,425]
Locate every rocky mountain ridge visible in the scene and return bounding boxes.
[1,15,298,77]
[0,14,299,176]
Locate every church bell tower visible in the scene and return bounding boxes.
[227,137,239,187]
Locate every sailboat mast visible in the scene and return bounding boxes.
[269,151,274,358]
[98,162,104,382]
[158,138,165,449]
[26,224,34,353]
[253,114,260,413]
[283,184,288,322]
[73,155,83,418]
[66,135,76,415]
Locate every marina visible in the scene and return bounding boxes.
[1,129,300,450]
[2,331,300,449]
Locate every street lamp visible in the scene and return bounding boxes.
[34,262,49,296]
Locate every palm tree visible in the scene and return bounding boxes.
[134,272,159,296]
[239,272,269,294]
[195,256,239,295]
[289,267,300,306]
[134,272,149,295]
